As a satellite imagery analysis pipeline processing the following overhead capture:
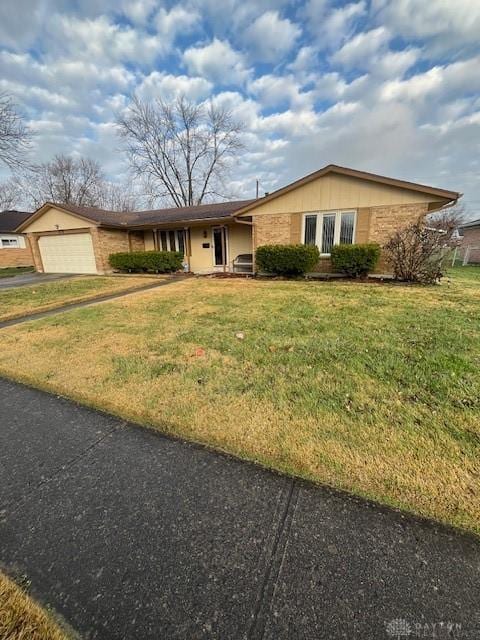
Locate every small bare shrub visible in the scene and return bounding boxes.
[384,222,452,284]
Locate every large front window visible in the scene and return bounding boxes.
[157,229,186,255]
[303,211,356,254]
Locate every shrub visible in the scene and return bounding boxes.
[330,243,380,278]
[256,244,320,276]
[109,250,183,273]
[384,222,451,284]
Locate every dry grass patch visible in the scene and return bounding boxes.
[0,571,70,640]
[0,267,479,534]
[0,275,163,321]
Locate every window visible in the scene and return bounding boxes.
[157,229,186,255]
[303,211,356,254]
[1,236,22,248]
[304,216,317,245]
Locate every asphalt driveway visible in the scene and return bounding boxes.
[0,378,479,639]
[0,272,73,289]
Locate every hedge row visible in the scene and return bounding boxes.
[330,243,380,277]
[108,250,183,273]
[255,244,320,276]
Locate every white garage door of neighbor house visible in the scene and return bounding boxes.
[38,233,97,274]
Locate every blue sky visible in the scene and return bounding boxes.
[0,0,479,215]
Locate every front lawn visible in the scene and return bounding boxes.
[0,266,35,279]
[0,266,478,533]
[0,275,162,321]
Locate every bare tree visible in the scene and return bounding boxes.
[384,220,455,284]
[0,178,21,210]
[117,95,245,207]
[20,154,105,208]
[97,181,139,212]
[0,93,31,170]
[427,203,466,239]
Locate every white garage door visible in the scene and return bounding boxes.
[39,233,97,274]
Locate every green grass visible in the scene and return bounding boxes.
[0,571,70,640]
[0,275,161,321]
[0,266,478,533]
[0,266,35,279]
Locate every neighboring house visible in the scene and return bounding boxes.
[458,218,480,264]
[16,164,460,275]
[0,210,34,268]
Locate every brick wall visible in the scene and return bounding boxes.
[461,227,480,263]
[0,246,34,267]
[27,235,44,272]
[252,213,294,249]
[252,202,429,275]
[129,231,145,252]
[91,227,137,273]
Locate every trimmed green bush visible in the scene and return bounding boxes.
[109,250,183,273]
[256,244,320,276]
[330,243,381,277]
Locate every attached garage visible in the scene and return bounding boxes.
[38,233,97,274]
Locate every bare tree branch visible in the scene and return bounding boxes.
[0,93,31,170]
[0,178,22,210]
[17,154,139,212]
[117,95,245,207]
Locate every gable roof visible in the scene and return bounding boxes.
[0,210,33,233]
[234,164,460,216]
[459,218,480,230]
[16,199,255,232]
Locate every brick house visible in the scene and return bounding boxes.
[16,165,460,275]
[0,210,34,268]
[459,218,480,264]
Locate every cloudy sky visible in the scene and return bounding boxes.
[1,0,479,215]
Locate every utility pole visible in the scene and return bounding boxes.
[255,179,259,199]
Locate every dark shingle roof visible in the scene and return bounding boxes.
[0,210,33,233]
[459,218,480,230]
[47,200,255,228]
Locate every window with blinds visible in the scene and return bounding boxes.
[303,211,356,254]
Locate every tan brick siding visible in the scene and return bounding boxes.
[355,208,371,243]
[252,202,429,275]
[0,241,34,268]
[461,227,480,263]
[368,203,428,244]
[129,231,145,251]
[91,227,137,273]
[252,213,293,249]
[26,234,44,272]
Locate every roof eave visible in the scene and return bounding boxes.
[234,164,461,216]
[15,202,102,232]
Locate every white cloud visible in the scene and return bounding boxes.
[50,15,163,64]
[137,72,213,102]
[248,74,313,109]
[380,56,480,103]
[244,11,301,63]
[372,0,480,54]
[183,39,250,85]
[331,27,390,67]
[155,6,200,46]
[304,0,367,47]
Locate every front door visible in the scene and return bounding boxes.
[212,226,228,270]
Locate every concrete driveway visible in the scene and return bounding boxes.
[0,377,479,639]
[0,272,75,289]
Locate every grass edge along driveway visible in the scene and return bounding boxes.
[0,266,478,535]
[0,275,164,322]
[0,570,71,640]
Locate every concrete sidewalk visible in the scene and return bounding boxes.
[0,377,478,639]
